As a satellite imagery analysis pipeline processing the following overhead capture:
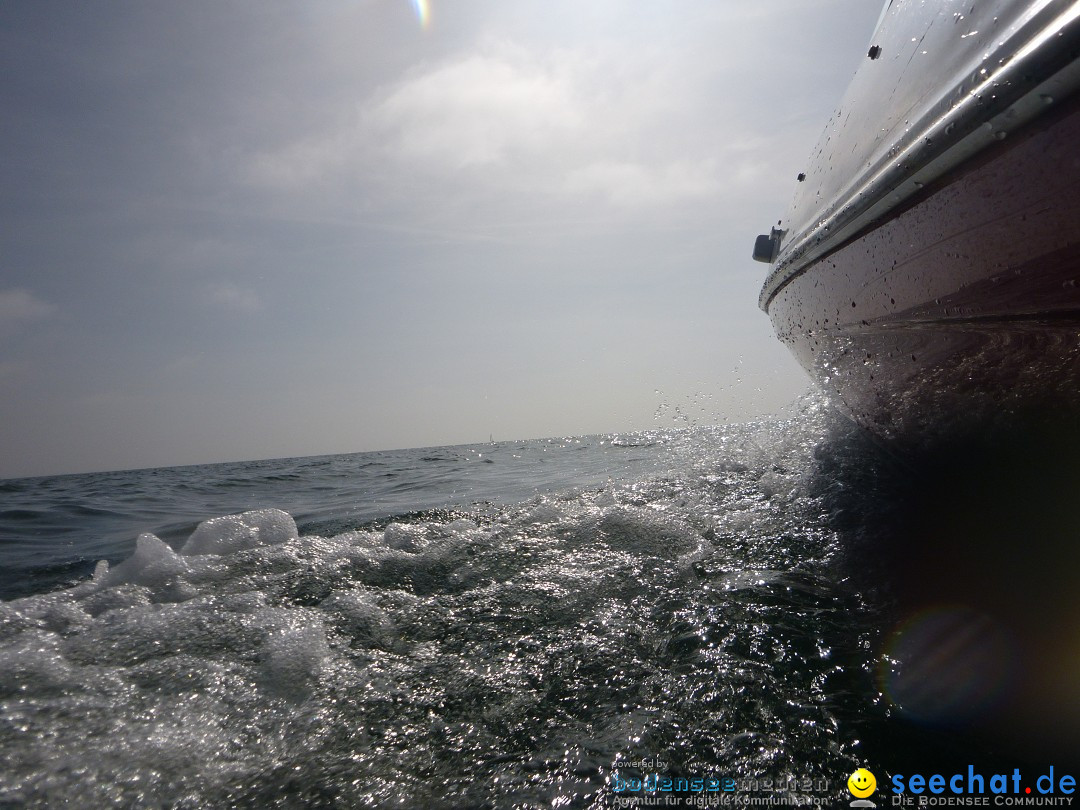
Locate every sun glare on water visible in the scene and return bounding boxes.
[411,0,430,29]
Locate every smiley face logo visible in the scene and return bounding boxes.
[848,768,877,798]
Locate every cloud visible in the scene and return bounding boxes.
[564,159,718,207]
[0,288,56,333]
[205,283,262,314]
[242,38,762,228]
[368,47,584,170]
[245,43,587,186]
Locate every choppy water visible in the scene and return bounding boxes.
[1,396,1077,808]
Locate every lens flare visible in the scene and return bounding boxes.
[411,0,430,29]
[878,605,1016,724]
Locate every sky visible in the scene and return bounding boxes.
[0,0,883,479]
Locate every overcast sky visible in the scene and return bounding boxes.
[0,0,882,479]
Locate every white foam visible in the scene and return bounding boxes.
[0,629,74,696]
[100,533,191,590]
[382,522,426,552]
[77,582,152,617]
[180,508,297,556]
[260,616,332,700]
[585,505,702,559]
[327,530,384,549]
[320,588,396,647]
[521,501,563,524]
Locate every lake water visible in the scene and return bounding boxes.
[1,394,1076,808]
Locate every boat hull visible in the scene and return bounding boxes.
[766,96,1080,445]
